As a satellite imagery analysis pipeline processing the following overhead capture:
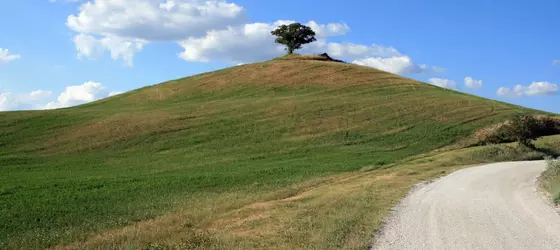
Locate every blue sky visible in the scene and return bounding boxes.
[0,0,558,112]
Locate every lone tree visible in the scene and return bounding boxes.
[271,23,316,54]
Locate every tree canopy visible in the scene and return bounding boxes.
[271,23,316,54]
[505,115,560,148]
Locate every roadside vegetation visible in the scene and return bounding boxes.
[542,156,560,205]
[479,115,560,206]
[458,115,560,148]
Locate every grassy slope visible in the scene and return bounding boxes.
[0,57,541,248]
[53,136,560,250]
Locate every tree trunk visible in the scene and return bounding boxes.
[287,47,293,54]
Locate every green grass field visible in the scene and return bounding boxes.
[0,56,546,249]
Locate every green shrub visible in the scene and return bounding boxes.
[512,115,540,147]
[483,115,560,147]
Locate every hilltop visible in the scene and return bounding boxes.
[0,55,542,249]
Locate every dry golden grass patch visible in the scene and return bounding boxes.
[272,53,344,62]
[123,59,421,97]
[46,111,186,153]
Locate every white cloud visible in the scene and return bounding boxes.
[0,90,52,111]
[325,43,401,59]
[67,0,245,41]
[464,76,482,89]
[0,92,16,111]
[305,21,350,37]
[43,81,110,109]
[67,0,246,65]
[497,81,558,98]
[0,82,121,111]
[73,34,145,67]
[28,90,53,100]
[522,81,558,96]
[353,56,440,75]
[108,91,123,97]
[496,87,520,98]
[0,92,14,111]
[428,78,457,89]
[73,33,104,59]
[100,36,145,67]
[179,22,285,63]
[178,20,351,64]
[0,49,21,64]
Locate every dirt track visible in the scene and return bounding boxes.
[373,161,560,250]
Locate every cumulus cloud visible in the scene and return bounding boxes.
[0,90,52,111]
[73,34,145,67]
[29,90,53,100]
[178,20,351,63]
[43,81,112,109]
[428,78,457,89]
[73,34,104,59]
[0,82,121,111]
[497,81,558,98]
[178,22,285,63]
[67,0,245,41]
[100,36,145,67]
[0,49,21,64]
[464,76,482,89]
[353,56,440,75]
[496,87,520,98]
[305,21,350,37]
[0,92,14,111]
[522,81,558,96]
[67,0,246,65]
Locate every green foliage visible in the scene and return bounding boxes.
[510,115,541,147]
[484,116,560,147]
[271,23,317,54]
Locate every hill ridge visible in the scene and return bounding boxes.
[0,55,541,248]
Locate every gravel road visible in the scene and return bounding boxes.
[373,161,560,250]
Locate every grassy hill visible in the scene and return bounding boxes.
[0,55,542,249]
